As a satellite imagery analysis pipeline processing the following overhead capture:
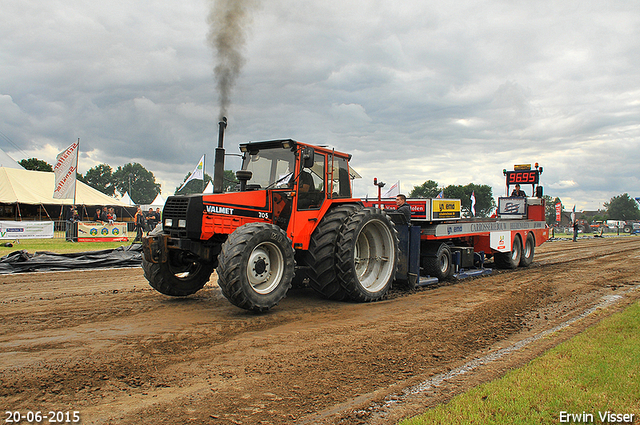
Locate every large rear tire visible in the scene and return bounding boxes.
[336,208,398,302]
[143,251,215,296]
[494,234,522,269]
[519,233,535,267]
[306,204,362,300]
[422,243,453,280]
[216,223,295,312]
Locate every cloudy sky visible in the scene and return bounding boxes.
[1,0,639,210]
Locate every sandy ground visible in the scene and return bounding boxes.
[1,237,639,424]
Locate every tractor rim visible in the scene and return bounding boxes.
[247,241,284,294]
[353,219,394,292]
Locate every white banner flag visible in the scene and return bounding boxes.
[53,141,79,199]
[382,181,400,198]
[470,190,476,216]
[178,154,205,192]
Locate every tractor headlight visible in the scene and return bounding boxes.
[178,219,187,228]
[165,218,173,227]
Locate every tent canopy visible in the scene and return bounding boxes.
[0,167,130,206]
[120,191,135,206]
[0,149,23,170]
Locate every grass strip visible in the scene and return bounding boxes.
[402,301,640,424]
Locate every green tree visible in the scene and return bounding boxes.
[84,164,115,196]
[443,183,495,217]
[19,158,53,172]
[604,193,640,220]
[174,170,239,195]
[409,180,441,198]
[223,169,239,192]
[113,163,161,205]
[544,195,562,225]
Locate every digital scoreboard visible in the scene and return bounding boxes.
[505,169,540,185]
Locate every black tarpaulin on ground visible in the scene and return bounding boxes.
[0,244,142,274]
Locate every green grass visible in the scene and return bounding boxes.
[402,301,640,425]
[0,234,135,254]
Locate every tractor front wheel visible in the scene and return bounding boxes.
[216,223,295,312]
[143,250,215,296]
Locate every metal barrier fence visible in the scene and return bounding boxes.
[50,220,136,239]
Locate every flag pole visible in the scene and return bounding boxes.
[74,138,79,206]
[203,154,206,193]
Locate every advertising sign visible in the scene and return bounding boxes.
[490,231,512,253]
[0,221,54,240]
[77,222,128,242]
[431,199,461,220]
[498,197,527,219]
[555,202,562,222]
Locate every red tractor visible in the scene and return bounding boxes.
[142,125,398,312]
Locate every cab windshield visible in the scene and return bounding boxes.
[241,148,296,189]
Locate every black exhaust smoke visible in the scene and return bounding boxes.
[213,116,227,193]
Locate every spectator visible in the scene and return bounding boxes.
[109,207,117,224]
[101,206,109,223]
[65,205,77,242]
[134,206,145,243]
[155,208,162,228]
[93,208,102,222]
[146,208,156,233]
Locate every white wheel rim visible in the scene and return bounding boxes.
[511,239,521,260]
[353,219,395,292]
[247,241,284,294]
[440,252,449,273]
[524,238,532,258]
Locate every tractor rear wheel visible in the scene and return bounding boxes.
[519,233,535,267]
[306,204,361,300]
[494,234,522,269]
[143,250,215,296]
[216,223,295,312]
[336,208,398,302]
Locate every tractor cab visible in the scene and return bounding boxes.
[233,140,356,244]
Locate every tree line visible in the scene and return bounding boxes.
[19,158,160,204]
[18,157,238,205]
[544,193,640,224]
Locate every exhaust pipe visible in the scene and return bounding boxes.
[213,117,227,194]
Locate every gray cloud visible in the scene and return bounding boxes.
[1,0,639,209]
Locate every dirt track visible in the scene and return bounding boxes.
[1,237,639,424]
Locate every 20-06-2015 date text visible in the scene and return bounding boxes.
[5,411,80,424]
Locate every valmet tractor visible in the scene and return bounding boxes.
[142,120,399,312]
[142,121,549,312]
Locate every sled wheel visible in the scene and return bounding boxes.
[216,223,295,312]
[519,233,535,267]
[494,234,522,269]
[336,208,398,302]
[422,243,453,280]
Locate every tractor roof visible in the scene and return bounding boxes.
[239,139,351,159]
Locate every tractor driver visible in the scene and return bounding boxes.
[511,184,526,197]
[395,194,412,223]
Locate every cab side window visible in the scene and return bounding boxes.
[329,156,351,198]
[297,152,325,210]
